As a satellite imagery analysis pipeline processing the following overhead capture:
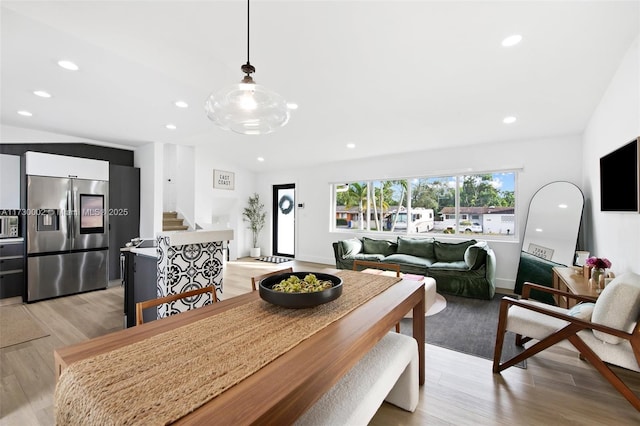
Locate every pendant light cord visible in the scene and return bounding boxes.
[246,0,250,65]
[241,0,255,76]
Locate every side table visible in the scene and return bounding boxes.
[552,266,600,308]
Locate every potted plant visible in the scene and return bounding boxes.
[243,193,266,257]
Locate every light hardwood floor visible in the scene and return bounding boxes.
[1,258,639,425]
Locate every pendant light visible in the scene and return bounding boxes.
[205,0,290,135]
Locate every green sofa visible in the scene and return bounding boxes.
[332,236,496,299]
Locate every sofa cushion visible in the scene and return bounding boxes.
[591,272,640,344]
[429,261,469,271]
[464,241,488,270]
[396,237,435,259]
[363,237,397,256]
[340,238,363,258]
[353,253,385,262]
[383,254,433,268]
[434,240,477,262]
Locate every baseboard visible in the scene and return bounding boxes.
[495,286,518,296]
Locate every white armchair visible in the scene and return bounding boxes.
[493,272,640,411]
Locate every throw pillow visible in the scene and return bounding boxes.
[434,239,477,262]
[396,236,435,258]
[339,238,362,258]
[463,241,488,270]
[362,237,397,257]
[567,302,595,321]
[591,273,640,344]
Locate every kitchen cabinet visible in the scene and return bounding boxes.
[0,239,24,299]
[109,164,140,280]
[122,249,157,328]
[25,151,109,180]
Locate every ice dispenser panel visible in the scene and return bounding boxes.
[37,209,59,231]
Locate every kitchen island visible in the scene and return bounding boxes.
[122,229,233,327]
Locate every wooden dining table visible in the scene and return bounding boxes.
[54,274,425,425]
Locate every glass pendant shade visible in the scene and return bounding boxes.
[205,78,290,135]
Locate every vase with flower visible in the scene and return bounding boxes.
[585,257,612,292]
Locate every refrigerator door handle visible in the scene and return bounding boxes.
[66,187,72,243]
[72,185,75,242]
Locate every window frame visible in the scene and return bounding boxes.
[331,170,517,240]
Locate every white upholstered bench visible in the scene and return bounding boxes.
[294,332,419,426]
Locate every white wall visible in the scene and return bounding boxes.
[0,154,20,208]
[176,145,195,228]
[163,144,177,212]
[162,143,196,228]
[193,143,256,260]
[255,134,583,290]
[135,142,163,238]
[583,35,640,275]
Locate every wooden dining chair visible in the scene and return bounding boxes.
[251,267,294,291]
[136,285,217,326]
[353,260,402,332]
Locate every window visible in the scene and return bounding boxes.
[333,172,516,237]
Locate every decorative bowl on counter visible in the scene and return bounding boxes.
[259,272,343,308]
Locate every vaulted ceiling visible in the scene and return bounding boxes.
[2,1,638,171]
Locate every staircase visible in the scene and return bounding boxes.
[163,211,189,231]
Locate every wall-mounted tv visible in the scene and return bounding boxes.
[600,137,639,212]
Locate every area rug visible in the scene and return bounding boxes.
[400,293,526,368]
[0,305,50,348]
[257,256,292,264]
[427,293,447,316]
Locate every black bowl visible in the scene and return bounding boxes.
[259,272,343,308]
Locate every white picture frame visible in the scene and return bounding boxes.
[213,170,234,190]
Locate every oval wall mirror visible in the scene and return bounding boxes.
[521,181,584,266]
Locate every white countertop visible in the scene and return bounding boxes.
[158,229,233,246]
[129,247,158,258]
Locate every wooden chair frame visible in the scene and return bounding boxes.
[353,260,402,333]
[251,267,294,292]
[136,285,217,326]
[493,282,640,411]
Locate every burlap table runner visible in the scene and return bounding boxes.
[55,270,401,425]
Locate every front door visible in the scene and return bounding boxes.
[272,184,295,257]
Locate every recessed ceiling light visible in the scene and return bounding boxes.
[166,124,177,130]
[17,110,33,117]
[33,90,52,98]
[346,143,356,149]
[535,228,543,232]
[503,116,517,124]
[501,34,522,47]
[57,60,79,71]
[287,103,299,110]
[174,101,188,108]
[257,157,265,162]
[558,204,568,209]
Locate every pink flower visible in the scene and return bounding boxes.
[585,257,612,269]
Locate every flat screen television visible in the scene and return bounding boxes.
[600,137,639,212]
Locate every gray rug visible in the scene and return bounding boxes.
[400,293,526,368]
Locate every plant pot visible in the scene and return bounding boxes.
[250,247,261,258]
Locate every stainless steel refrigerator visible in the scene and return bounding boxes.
[26,175,109,301]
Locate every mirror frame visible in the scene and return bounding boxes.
[521,181,584,266]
